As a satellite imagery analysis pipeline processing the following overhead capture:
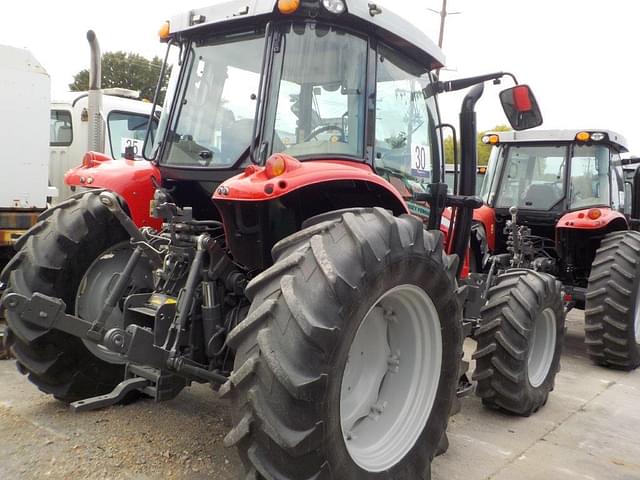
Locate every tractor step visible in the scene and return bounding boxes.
[70,364,187,412]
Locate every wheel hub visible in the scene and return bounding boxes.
[339,284,442,472]
[527,307,556,388]
[76,243,153,364]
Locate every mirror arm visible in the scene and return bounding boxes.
[425,71,519,97]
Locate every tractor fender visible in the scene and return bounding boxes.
[472,204,497,251]
[65,152,161,229]
[213,156,409,216]
[556,208,628,231]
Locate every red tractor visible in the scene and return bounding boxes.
[1,1,563,478]
[471,129,640,370]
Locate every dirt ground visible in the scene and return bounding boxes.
[0,311,639,480]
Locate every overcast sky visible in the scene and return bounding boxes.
[3,1,640,152]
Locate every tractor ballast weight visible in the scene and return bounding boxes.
[1,1,562,478]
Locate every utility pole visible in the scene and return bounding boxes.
[427,0,461,50]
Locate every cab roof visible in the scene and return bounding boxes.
[168,0,445,69]
[488,129,629,152]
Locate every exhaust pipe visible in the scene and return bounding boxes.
[86,30,104,153]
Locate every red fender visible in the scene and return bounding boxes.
[212,155,409,214]
[472,204,497,251]
[556,207,628,231]
[441,208,470,278]
[65,152,161,229]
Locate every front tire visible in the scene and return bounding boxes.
[585,231,640,370]
[223,208,463,479]
[473,269,565,416]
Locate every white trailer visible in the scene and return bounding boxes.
[0,45,57,262]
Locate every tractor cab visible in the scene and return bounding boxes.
[148,1,443,217]
[478,129,629,254]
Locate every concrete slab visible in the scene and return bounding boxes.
[0,310,638,479]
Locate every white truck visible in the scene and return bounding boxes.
[50,88,155,202]
[0,45,57,269]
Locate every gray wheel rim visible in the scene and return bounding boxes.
[527,307,556,388]
[339,284,442,472]
[76,243,153,364]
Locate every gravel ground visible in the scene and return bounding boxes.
[0,311,639,479]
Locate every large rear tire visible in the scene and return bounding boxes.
[585,231,640,370]
[0,191,147,402]
[223,208,463,479]
[473,269,565,416]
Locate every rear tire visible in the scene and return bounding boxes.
[473,269,565,416]
[1,191,137,402]
[223,208,463,479]
[585,231,640,370]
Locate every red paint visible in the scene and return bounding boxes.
[213,159,408,212]
[440,208,470,279]
[65,153,161,229]
[556,208,627,230]
[513,85,533,112]
[472,204,497,250]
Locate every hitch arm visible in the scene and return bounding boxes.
[3,292,95,342]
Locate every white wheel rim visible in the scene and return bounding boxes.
[339,284,442,472]
[527,307,556,388]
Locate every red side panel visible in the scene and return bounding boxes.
[557,208,628,231]
[212,157,408,213]
[65,152,161,229]
[472,205,497,250]
[440,208,470,279]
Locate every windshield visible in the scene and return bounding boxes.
[161,33,265,168]
[569,145,610,208]
[495,145,567,210]
[266,23,367,159]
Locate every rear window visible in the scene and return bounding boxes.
[107,111,156,159]
[50,110,73,146]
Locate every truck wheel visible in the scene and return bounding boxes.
[0,191,152,402]
[585,231,640,370]
[473,269,564,416]
[223,208,462,479]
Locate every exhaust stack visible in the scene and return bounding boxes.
[86,30,104,152]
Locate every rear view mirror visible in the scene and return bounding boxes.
[500,85,543,131]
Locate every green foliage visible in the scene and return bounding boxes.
[443,124,512,166]
[69,51,171,102]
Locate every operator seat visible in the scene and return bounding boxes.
[521,183,558,208]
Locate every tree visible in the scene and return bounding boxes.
[69,51,171,103]
[443,124,512,166]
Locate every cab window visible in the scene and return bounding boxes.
[374,45,438,195]
[495,145,567,210]
[569,145,610,209]
[50,110,73,146]
[108,111,156,159]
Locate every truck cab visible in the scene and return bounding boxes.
[50,89,157,202]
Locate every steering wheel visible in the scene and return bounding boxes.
[303,125,345,142]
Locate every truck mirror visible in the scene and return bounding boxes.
[499,85,542,131]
